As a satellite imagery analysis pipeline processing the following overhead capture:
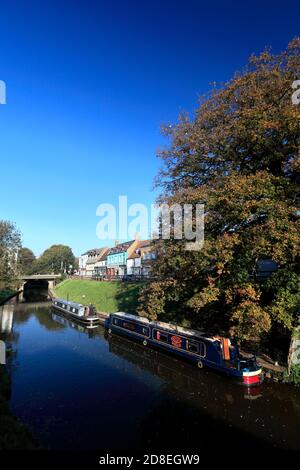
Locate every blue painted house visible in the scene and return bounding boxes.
[106,240,139,277]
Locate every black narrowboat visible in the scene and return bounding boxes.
[105,312,263,386]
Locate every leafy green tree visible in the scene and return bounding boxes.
[0,220,21,287]
[138,39,300,345]
[33,244,76,274]
[17,247,36,275]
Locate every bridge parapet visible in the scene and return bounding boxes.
[20,274,61,281]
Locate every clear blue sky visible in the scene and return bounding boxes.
[0,0,299,256]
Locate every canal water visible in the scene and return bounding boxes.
[0,300,299,451]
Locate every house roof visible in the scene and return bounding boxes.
[138,239,151,249]
[97,248,109,262]
[108,240,136,255]
[81,248,100,256]
[84,247,109,263]
[127,240,152,259]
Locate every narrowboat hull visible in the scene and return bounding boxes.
[51,303,100,328]
[105,314,263,386]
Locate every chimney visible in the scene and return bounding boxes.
[115,240,119,247]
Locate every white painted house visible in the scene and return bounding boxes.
[79,247,109,277]
[79,251,89,276]
[126,240,156,277]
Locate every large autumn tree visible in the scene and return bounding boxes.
[138,39,300,345]
[33,244,76,274]
[17,247,36,274]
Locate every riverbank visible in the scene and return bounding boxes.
[54,279,145,313]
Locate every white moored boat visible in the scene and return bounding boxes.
[52,298,100,328]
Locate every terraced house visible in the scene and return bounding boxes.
[126,239,156,277]
[79,247,109,277]
[106,239,139,277]
[93,248,110,278]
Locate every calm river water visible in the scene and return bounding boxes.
[0,300,299,451]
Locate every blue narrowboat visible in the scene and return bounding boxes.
[105,312,263,386]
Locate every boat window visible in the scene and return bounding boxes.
[156,330,168,342]
[113,318,149,336]
[123,322,136,331]
[187,341,199,353]
[199,342,206,357]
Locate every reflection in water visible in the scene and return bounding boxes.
[1,301,299,451]
[106,335,300,449]
[0,303,14,333]
[51,311,100,338]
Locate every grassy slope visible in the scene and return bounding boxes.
[54,279,144,313]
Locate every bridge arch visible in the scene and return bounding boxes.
[19,274,61,301]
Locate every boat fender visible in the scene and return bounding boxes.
[108,328,112,334]
[197,360,203,369]
[143,340,148,346]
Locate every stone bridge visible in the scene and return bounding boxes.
[19,274,61,301]
[19,274,61,289]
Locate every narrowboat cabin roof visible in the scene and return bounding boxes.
[54,298,85,309]
[112,312,150,323]
[111,312,219,343]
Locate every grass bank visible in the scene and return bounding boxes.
[54,279,145,313]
